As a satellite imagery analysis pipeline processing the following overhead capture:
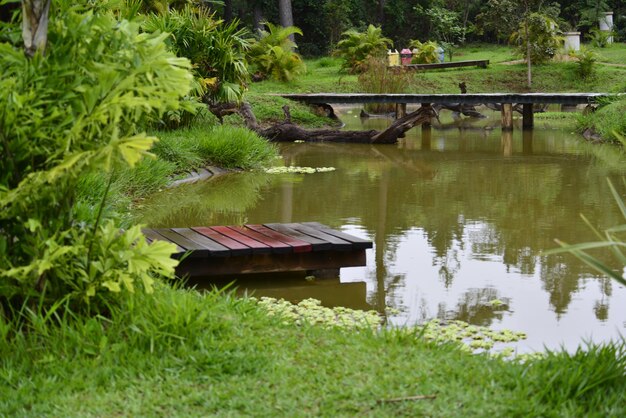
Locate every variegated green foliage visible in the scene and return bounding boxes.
[409,40,440,64]
[247,22,306,82]
[142,5,251,103]
[0,9,188,312]
[509,13,562,64]
[334,24,393,73]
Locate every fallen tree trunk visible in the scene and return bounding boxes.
[237,103,437,144]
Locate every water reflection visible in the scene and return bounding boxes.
[136,109,626,352]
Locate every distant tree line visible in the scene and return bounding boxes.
[219,0,625,56]
[1,1,623,56]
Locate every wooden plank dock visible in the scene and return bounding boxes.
[142,222,372,278]
[403,59,489,70]
[278,92,623,130]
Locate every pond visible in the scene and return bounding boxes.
[138,107,626,353]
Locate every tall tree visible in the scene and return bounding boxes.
[278,0,294,40]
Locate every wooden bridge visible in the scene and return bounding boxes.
[142,222,372,278]
[279,92,620,129]
[403,59,489,70]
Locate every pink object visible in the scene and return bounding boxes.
[400,48,413,65]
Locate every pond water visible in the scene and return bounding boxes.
[138,107,626,353]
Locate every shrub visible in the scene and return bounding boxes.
[570,46,597,79]
[247,22,306,82]
[142,6,251,103]
[0,7,187,314]
[334,24,393,73]
[587,28,613,48]
[409,40,440,64]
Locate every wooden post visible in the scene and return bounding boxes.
[395,103,407,119]
[421,103,432,126]
[522,103,534,129]
[501,103,513,131]
[501,130,513,157]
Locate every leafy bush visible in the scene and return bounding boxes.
[247,22,306,82]
[409,40,440,64]
[587,28,613,48]
[510,13,562,64]
[334,24,393,73]
[0,7,188,313]
[570,46,597,79]
[142,5,251,103]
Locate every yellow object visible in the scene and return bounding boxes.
[387,49,401,66]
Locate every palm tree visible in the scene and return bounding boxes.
[335,25,393,73]
[247,22,305,82]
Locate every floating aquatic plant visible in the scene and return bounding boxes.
[255,297,530,358]
[416,319,527,356]
[264,166,336,174]
[256,297,380,330]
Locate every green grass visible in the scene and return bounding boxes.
[2,286,625,417]
[247,49,626,97]
[578,97,626,142]
[593,42,626,65]
[154,124,278,170]
[450,43,517,63]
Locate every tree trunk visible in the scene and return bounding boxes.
[224,0,233,22]
[377,0,386,26]
[236,103,437,144]
[253,4,264,34]
[278,0,294,41]
[21,0,51,57]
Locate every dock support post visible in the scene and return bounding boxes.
[522,103,534,129]
[395,103,407,119]
[421,103,432,127]
[501,130,513,157]
[501,103,513,130]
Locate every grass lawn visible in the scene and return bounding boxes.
[593,42,626,65]
[2,286,625,417]
[246,44,625,101]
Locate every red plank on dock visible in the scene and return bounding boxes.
[211,226,272,254]
[264,223,332,251]
[191,227,252,255]
[229,226,292,254]
[245,224,312,253]
[302,222,373,249]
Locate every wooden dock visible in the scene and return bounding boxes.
[278,92,622,130]
[403,59,489,70]
[142,222,372,278]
